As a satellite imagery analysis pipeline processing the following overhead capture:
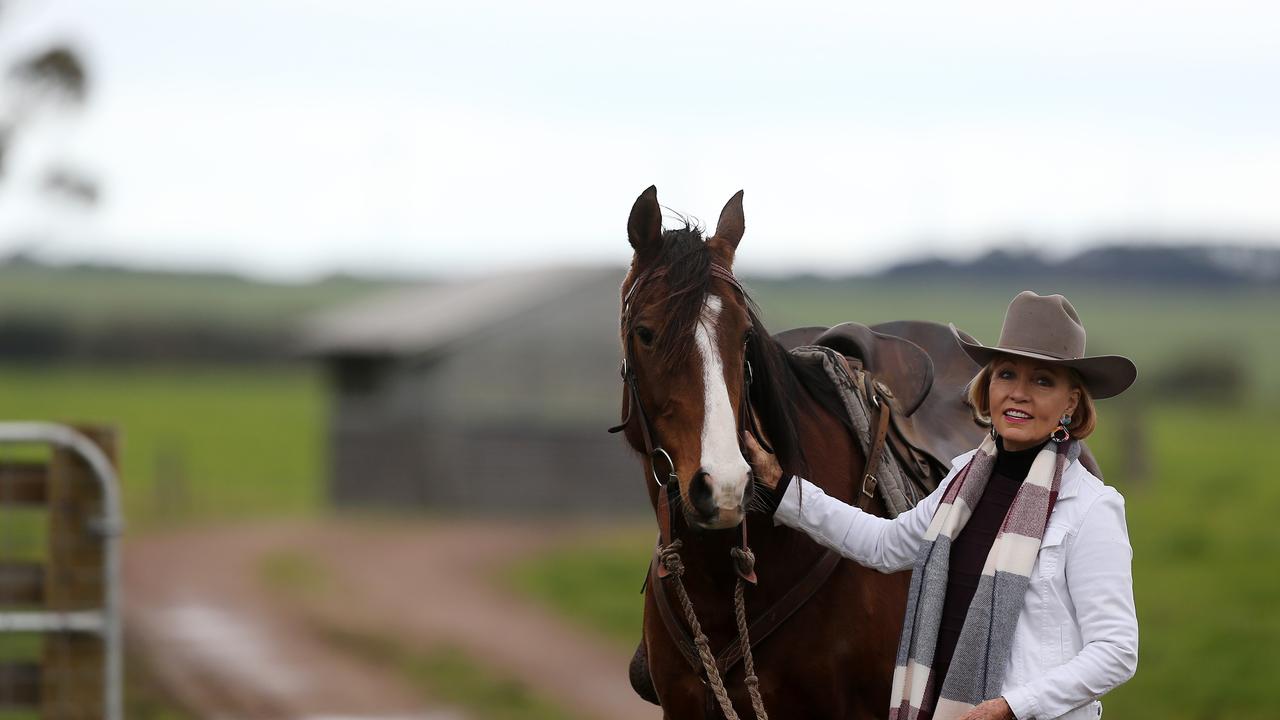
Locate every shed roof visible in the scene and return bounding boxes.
[300,264,622,356]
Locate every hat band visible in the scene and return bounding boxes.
[991,343,1080,361]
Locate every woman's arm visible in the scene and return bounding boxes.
[1001,489,1139,719]
[771,472,940,572]
[766,450,975,573]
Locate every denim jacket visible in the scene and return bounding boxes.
[774,450,1138,720]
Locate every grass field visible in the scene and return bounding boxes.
[0,364,325,527]
[507,402,1280,720]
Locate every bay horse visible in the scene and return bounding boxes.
[615,186,911,719]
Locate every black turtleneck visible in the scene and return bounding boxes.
[927,435,1048,709]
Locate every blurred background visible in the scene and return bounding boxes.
[0,1,1278,718]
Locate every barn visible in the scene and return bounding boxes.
[300,265,649,513]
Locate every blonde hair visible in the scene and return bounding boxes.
[965,360,1097,440]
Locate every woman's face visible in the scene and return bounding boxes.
[987,356,1081,451]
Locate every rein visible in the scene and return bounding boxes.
[609,262,771,719]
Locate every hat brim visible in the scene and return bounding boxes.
[949,324,1137,399]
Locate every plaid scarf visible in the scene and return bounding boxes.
[888,435,1078,720]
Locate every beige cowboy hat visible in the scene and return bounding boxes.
[951,291,1137,399]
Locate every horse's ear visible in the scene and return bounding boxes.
[712,190,745,260]
[627,185,663,265]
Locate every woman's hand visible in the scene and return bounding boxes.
[958,697,1015,720]
[742,431,783,490]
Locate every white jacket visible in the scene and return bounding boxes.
[774,450,1138,720]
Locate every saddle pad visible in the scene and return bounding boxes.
[789,344,928,517]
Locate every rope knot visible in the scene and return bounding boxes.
[659,540,686,577]
[730,546,756,580]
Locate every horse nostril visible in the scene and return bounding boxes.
[689,469,716,518]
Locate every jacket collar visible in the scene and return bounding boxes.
[1056,458,1087,501]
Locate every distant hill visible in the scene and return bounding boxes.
[879,244,1280,286]
[0,256,416,362]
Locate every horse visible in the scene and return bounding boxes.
[615,186,916,719]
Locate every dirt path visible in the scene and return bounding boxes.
[125,518,659,720]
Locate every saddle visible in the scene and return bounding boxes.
[777,320,989,496]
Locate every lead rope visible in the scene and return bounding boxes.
[730,349,768,719]
[731,546,769,720]
[659,540,744,719]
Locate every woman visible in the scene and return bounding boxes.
[747,291,1139,720]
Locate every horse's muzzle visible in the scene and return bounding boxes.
[687,468,748,529]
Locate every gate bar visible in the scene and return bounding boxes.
[0,422,123,720]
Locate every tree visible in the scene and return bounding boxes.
[0,3,96,209]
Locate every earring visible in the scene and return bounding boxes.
[1051,413,1072,443]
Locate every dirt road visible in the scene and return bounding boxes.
[125,518,659,720]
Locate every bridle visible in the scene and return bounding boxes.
[608,260,775,720]
[609,262,773,493]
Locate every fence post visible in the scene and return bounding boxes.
[41,425,117,720]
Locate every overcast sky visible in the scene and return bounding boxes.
[1,0,1278,280]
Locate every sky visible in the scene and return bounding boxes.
[1,0,1279,280]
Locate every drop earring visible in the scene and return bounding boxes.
[1051,413,1072,443]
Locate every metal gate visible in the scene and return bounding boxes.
[0,422,123,720]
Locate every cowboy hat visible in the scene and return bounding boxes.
[951,291,1137,399]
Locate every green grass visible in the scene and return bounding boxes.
[0,508,47,563]
[504,526,653,649]
[258,550,331,598]
[0,633,41,662]
[0,363,326,527]
[1093,405,1280,719]
[321,627,579,720]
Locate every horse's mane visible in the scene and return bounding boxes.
[634,223,854,481]
[746,310,855,483]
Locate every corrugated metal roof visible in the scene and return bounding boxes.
[299,264,622,356]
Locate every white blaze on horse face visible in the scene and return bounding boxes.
[695,294,752,519]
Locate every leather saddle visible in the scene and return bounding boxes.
[777,320,989,490]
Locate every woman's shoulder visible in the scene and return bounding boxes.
[1064,458,1122,502]
[1057,459,1130,540]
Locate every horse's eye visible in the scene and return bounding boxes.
[744,329,756,346]
[635,326,655,346]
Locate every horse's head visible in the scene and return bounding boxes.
[617,185,758,530]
